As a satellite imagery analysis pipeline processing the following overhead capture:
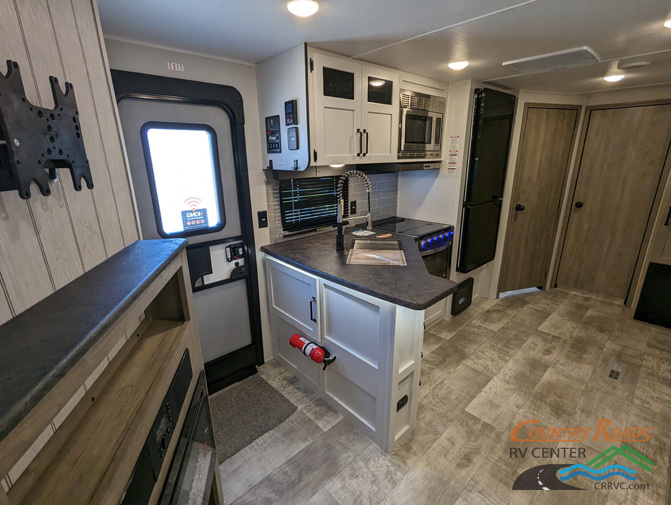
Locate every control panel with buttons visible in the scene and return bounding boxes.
[265,115,281,153]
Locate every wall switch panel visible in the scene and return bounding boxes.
[284,99,298,126]
[287,127,299,150]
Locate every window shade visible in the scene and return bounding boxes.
[280,176,348,232]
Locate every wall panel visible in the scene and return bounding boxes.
[72,0,140,245]
[0,0,138,318]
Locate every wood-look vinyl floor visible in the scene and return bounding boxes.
[219,289,671,505]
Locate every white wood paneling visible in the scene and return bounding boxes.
[0,0,139,319]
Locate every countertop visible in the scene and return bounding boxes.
[261,229,457,310]
[0,239,186,441]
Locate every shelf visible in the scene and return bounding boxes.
[14,319,189,505]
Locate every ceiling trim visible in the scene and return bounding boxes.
[103,35,256,66]
[351,0,540,59]
[576,80,671,95]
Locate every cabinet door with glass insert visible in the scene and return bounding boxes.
[312,52,362,165]
[361,65,399,163]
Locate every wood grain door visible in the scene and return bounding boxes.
[557,104,671,300]
[499,105,580,293]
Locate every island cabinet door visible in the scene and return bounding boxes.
[319,281,394,446]
[266,257,319,339]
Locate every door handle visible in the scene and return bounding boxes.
[309,297,317,322]
[356,129,362,156]
[665,206,671,226]
[575,201,584,208]
[363,129,369,157]
[514,204,525,211]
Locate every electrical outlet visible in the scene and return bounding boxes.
[350,200,357,215]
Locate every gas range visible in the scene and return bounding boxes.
[373,216,454,255]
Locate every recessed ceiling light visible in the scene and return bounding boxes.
[604,74,625,82]
[369,80,386,87]
[448,61,469,70]
[665,18,671,28]
[287,0,319,17]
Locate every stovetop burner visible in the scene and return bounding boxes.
[373,216,451,238]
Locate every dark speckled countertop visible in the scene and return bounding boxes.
[0,239,186,441]
[261,229,457,310]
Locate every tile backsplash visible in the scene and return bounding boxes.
[265,172,399,243]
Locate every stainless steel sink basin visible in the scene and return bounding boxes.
[346,239,407,266]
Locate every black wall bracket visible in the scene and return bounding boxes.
[0,60,93,199]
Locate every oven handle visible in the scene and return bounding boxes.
[420,243,451,257]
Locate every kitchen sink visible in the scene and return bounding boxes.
[346,239,407,266]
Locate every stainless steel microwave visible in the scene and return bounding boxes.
[398,89,446,159]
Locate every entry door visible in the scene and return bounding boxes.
[557,104,671,300]
[499,106,579,292]
[117,97,259,390]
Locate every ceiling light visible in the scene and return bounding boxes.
[665,18,671,28]
[369,80,385,87]
[287,0,319,17]
[329,164,345,168]
[448,61,469,70]
[604,74,625,82]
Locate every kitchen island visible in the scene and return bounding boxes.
[262,230,457,452]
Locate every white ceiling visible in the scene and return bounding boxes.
[97,0,671,94]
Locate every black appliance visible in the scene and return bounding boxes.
[451,277,474,315]
[122,350,194,505]
[374,217,454,278]
[634,263,671,329]
[457,88,516,273]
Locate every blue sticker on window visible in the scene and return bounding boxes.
[182,208,209,231]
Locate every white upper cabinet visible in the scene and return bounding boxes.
[311,52,363,165]
[310,49,399,165]
[361,65,399,163]
[257,44,445,171]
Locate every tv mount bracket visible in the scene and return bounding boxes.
[0,60,93,199]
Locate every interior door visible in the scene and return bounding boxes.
[360,65,398,163]
[556,104,671,300]
[312,52,362,165]
[499,106,579,293]
[115,90,260,392]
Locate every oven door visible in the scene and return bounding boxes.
[421,244,451,278]
[400,109,443,154]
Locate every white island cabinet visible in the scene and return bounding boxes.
[265,256,424,452]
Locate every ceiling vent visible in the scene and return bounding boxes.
[502,46,600,74]
[618,61,651,71]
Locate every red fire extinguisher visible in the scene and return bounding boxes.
[289,334,336,370]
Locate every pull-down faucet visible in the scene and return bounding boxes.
[336,170,372,252]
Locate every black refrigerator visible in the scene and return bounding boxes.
[457,88,516,273]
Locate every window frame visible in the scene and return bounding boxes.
[140,121,227,239]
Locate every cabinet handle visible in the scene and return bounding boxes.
[356,128,362,156]
[514,204,525,211]
[363,129,369,157]
[309,297,317,322]
[665,206,671,227]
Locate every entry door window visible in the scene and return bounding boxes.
[142,123,226,237]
